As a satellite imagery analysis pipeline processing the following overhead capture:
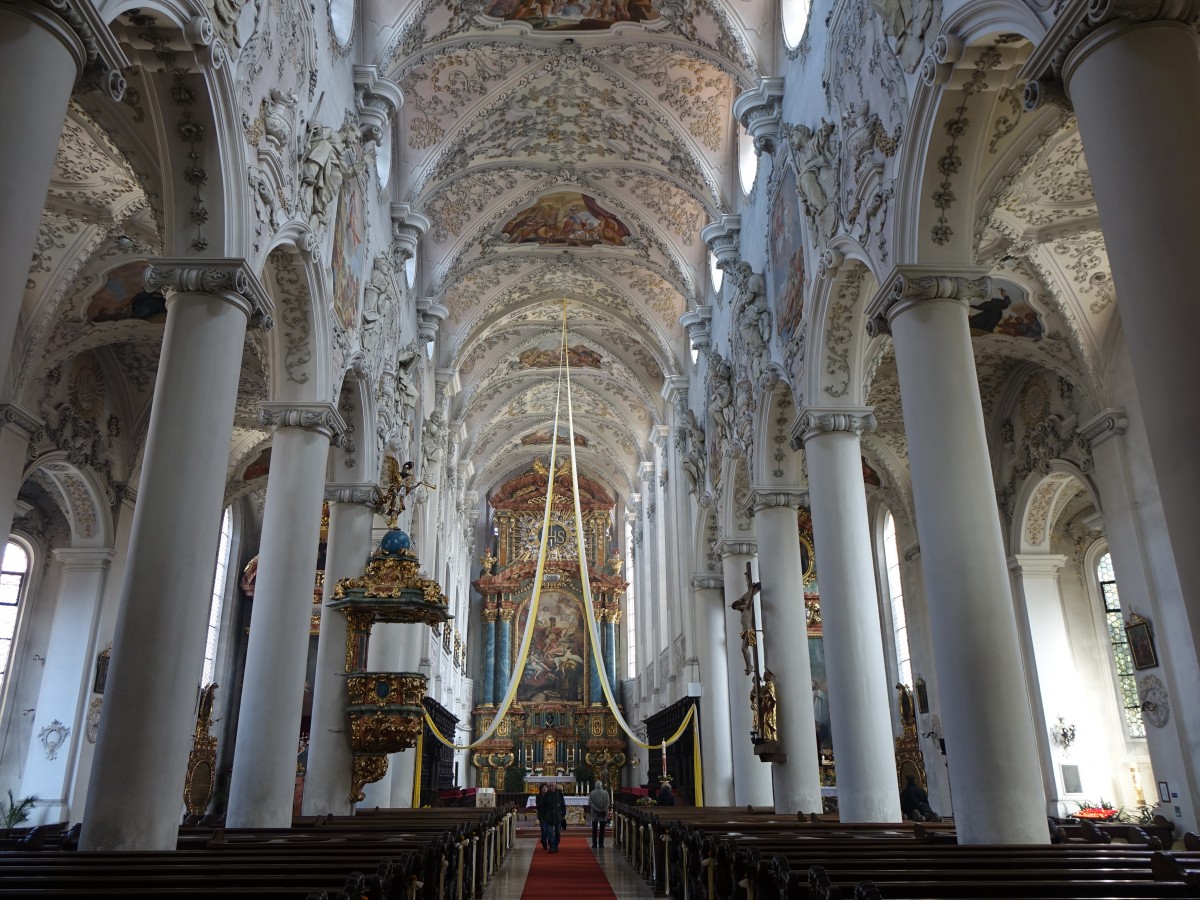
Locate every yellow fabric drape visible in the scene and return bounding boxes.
[422,313,570,752]
[425,304,705,805]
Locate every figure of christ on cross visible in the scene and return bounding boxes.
[730,561,760,677]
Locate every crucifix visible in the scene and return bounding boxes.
[730,561,760,679]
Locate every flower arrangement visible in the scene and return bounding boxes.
[1072,799,1120,821]
[634,796,658,806]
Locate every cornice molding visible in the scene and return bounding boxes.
[1079,408,1129,450]
[690,573,724,591]
[145,258,273,330]
[701,214,741,265]
[258,401,347,444]
[0,403,46,442]
[1022,0,1200,112]
[866,265,989,337]
[392,203,430,263]
[10,0,129,100]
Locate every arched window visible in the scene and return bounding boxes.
[1096,552,1144,738]
[882,512,912,687]
[0,540,30,694]
[781,0,812,50]
[201,508,233,687]
[625,528,636,679]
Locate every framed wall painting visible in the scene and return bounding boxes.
[1125,613,1158,670]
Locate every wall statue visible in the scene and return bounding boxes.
[299,121,361,232]
[789,120,841,244]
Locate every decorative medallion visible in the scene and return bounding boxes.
[86,698,102,743]
[38,719,70,760]
[1020,375,1050,428]
[1138,675,1169,729]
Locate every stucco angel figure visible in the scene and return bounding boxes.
[708,357,735,443]
[738,280,772,379]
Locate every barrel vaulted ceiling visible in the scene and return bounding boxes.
[371,0,768,497]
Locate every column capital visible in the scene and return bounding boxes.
[353,65,404,145]
[51,547,116,568]
[258,401,347,444]
[690,574,724,591]
[0,403,46,442]
[713,539,756,559]
[1021,0,1200,112]
[6,0,130,100]
[732,76,785,156]
[1008,554,1069,578]
[866,265,990,337]
[792,406,876,447]
[661,376,688,404]
[392,203,430,263]
[145,258,274,330]
[324,482,382,507]
[701,215,741,266]
[748,489,809,512]
[1079,408,1129,450]
[680,306,713,353]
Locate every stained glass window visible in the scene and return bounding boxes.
[1097,552,1144,738]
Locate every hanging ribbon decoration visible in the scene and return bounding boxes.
[558,304,704,805]
[423,302,705,807]
[421,309,571,751]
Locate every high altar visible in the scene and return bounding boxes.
[471,459,628,790]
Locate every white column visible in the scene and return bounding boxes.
[717,543,774,806]
[1033,8,1200,672]
[303,487,377,816]
[690,575,734,805]
[868,270,1046,843]
[82,261,269,851]
[796,411,900,823]
[0,406,42,538]
[751,493,823,815]
[227,402,345,828]
[0,0,124,379]
[387,622,430,808]
[21,548,112,822]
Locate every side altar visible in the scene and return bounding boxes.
[470,459,628,790]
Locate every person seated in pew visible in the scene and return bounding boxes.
[657,781,676,806]
[899,774,939,822]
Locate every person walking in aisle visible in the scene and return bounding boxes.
[545,782,567,853]
[535,785,551,850]
[588,781,611,849]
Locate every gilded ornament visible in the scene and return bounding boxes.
[351,755,390,802]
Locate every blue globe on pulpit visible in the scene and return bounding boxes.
[379,529,412,556]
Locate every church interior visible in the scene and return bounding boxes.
[2,0,1200,892]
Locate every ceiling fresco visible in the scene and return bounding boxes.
[372,0,766,496]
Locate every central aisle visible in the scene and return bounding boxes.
[484,835,653,900]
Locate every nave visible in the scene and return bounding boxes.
[485,829,650,900]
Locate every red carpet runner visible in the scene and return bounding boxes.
[520,835,617,900]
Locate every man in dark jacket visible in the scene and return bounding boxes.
[544,783,567,852]
[535,785,550,850]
